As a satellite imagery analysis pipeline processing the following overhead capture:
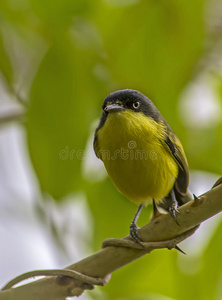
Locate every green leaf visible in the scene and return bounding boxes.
[30,0,92,28]
[94,0,204,127]
[0,30,13,85]
[27,35,103,199]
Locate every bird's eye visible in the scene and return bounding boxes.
[133,101,140,109]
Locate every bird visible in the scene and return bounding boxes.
[93,89,190,243]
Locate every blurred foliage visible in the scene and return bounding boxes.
[28,35,104,198]
[0,0,222,299]
[0,30,13,85]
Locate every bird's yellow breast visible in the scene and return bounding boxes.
[96,110,178,205]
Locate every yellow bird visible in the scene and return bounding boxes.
[94,89,190,242]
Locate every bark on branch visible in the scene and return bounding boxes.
[1,179,222,300]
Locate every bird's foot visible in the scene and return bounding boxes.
[168,189,180,225]
[168,204,180,225]
[129,223,143,245]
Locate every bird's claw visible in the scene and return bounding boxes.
[168,206,180,225]
[129,223,143,245]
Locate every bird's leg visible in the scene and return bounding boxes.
[129,204,143,243]
[168,189,180,224]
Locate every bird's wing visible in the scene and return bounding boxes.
[164,132,189,195]
[93,131,101,159]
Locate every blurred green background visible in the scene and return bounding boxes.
[0,0,222,299]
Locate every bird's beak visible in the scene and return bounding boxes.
[104,104,125,113]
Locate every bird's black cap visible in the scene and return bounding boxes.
[101,89,163,123]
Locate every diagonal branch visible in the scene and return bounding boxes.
[0,110,25,126]
[1,179,222,300]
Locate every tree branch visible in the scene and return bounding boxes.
[1,179,222,300]
[0,110,25,126]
